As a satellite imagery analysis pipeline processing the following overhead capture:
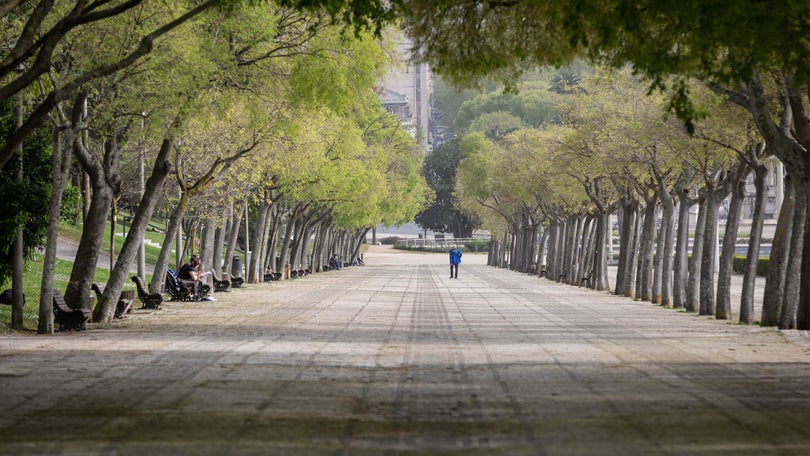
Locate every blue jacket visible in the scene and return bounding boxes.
[449,248,462,265]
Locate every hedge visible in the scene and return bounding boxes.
[732,255,768,276]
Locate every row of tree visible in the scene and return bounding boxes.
[1,2,430,331]
[378,0,810,330]
[453,67,800,328]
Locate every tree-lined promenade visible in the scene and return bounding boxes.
[1,1,431,331]
[3,1,810,336]
[1,247,808,454]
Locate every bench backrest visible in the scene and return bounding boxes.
[166,269,181,288]
[52,290,71,312]
[131,276,151,297]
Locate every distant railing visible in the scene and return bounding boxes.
[398,237,490,249]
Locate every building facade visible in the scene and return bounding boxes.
[377,35,431,153]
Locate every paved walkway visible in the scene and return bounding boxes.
[1,246,808,455]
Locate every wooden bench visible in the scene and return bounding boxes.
[579,273,592,288]
[53,290,90,331]
[131,276,163,309]
[91,283,134,318]
[165,269,195,301]
[211,273,231,292]
[263,272,281,282]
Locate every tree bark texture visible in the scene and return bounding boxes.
[780,184,806,329]
[699,193,721,316]
[716,169,748,320]
[740,162,768,323]
[639,200,658,302]
[149,193,189,293]
[65,138,120,312]
[761,179,794,326]
[94,139,172,323]
[686,194,707,312]
[615,196,637,296]
[673,189,694,308]
[660,191,676,307]
[38,128,72,333]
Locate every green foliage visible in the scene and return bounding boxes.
[398,0,810,126]
[732,255,768,277]
[468,111,526,136]
[455,90,558,132]
[414,139,477,238]
[0,252,144,332]
[60,185,81,223]
[0,99,52,286]
[462,239,490,252]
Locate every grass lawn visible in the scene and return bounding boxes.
[1,215,164,332]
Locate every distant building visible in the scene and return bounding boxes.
[377,35,431,152]
[741,158,782,220]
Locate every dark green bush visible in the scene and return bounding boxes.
[732,255,768,276]
[463,239,490,252]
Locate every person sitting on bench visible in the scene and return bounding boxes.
[179,255,211,301]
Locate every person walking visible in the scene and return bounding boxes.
[449,245,462,279]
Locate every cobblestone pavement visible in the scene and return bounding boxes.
[1,246,809,455]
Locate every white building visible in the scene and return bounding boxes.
[377,35,431,152]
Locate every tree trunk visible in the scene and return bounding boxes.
[257,203,275,279]
[552,220,565,279]
[212,204,230,275]
[673,189,694,308]
[639,200,658,302]
[544,222,557,278]
[562,215,576,283]
[64,179,115,311]
[149,193,190,293]
[699,192,722,316]
[265,210,282,273]
[10,91,24,330]
[279,207,300,279]
[537,224,549,276]
[716,170,747,320]
[593,211,609,291]
[652,208,665,305]
[38,129,71,334]
[615,196,636,296]
[740,162,768,323]
[660,190,676,307]
[761,178,794,326]
[571,215,585,283]
[779,183,806,329]
[500,230,510,268]
[247,200,269,284]
[686,192,707,312]
[93,139,172,323]
[799,180,810,329]
[224,205,244,279]
[200,216,216,274]
[289,216,306,272]
[625,204,641,298]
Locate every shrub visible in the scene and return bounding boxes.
[463,239,490,252]
[732,255,768,276]
[380,236,401,245]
